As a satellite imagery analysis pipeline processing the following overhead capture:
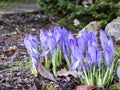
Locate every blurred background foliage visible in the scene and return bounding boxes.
[37,0,120,30]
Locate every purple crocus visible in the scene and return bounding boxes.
[77,36,85,53]
[88,41,97,65]
[116,66,120,80]
[24,34,39,51]
[30,55,39,68]
[104,46,113,67]
[68,32,77,51]
[97,50,102,69]
[100,29,108,50]
[40,30,48,50]
[86,52,92,68]
[108,37,114,56]
[71,46,83,70]
[44,30,56,55]
[54,26,62,51]
[82,30,89,50]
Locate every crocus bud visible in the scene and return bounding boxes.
[116,66,120,80]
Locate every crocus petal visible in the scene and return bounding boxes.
[86,52,92,67]
[97,50,102,69]
[82,30,90,50]
[108,37,114,56]
[100,29,108,50]
[71,54,80,70]
[116,66,120,80]
[24,35,32,51]
[47,36,56,54]
[88,43,97,65]
[104,46,112,67]
[72,46,83,66]
[31,55,38,68]
[77,36,85,52]
[89,32,97,42]
[54,26,62,42]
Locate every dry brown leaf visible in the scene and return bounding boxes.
[57,68,78,78]
[76,85,96,90]
[38,63,56,82]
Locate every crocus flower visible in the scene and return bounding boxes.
[54,26,62,51]
[100,29,108,50]
[97,50,102,69]
[68,31,77,51]
[30,55,38,76]
[116,66,120,80]
[77,36,85,53]
[86,52,92,68]
[24,34,39,51]
[104,46,113,67]
[40,30,48,50]
[71,46,83,70]
[82,30,90,50]
[108,37,114,56]
[88,41,97,65]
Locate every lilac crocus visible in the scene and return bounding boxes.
[54,26,62,51]
[86,52,92,68]
[82,30,90,50]
[100,29,108,50]
[46,31,56,55]
[71,46,83,70]
[31,55,39,68]
[97,50,102,69]
[40,30,48,50]
[108,37,114,55]
[104,46,113,67]
[116,66,120,80]
[24,34,39,51]
[77,36,85,53]
[88,41,97,65]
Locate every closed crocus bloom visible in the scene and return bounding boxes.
[71,46,83,70]
[47,36,56,55]
[86,52,92,67]
[40,30,48,50]
[97,50,102,69]
[24,35,33,51]
[77,36,85,53]
[82,30,89,50]
[54,26,62,51]
[116,66,120,80]
[108,38,114,56]
[24,34,39,51]
[100,29,108,50]
[104,46,113,67]
[30,55,38,76]
[68,32,77,50]
[88,42,97,65]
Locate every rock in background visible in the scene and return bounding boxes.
[105,17,120,40]
[78,21,100,37]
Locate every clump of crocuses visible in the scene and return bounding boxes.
[24,26,117,88]
[24,26,73,77]
[70,29,115,88]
